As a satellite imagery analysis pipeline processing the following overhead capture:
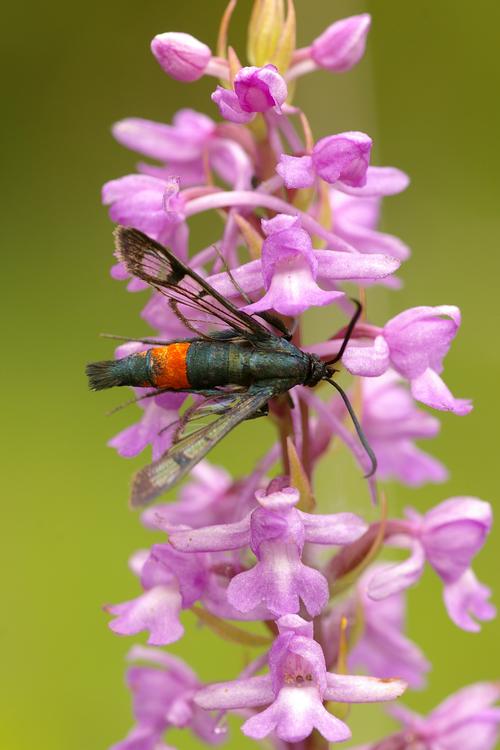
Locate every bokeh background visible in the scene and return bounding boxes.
[2,1,499,748]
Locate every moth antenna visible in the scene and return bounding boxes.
[325,378,377,478]
[326,299,362,365]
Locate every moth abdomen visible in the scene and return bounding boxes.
[86,343,192,391]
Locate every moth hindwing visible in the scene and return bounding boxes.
[130,384,280,507]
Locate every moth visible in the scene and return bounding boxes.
[87,226,375,507]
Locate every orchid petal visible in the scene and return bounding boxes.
[315,250,401,280]
[368,538,426,599]
[373,440,448,487]
[436,716,500,750]
[211,87,253,124]
[277,154,315,188]
[242,686,351,743]
[423,498,492,582]
[169,514,251,552]
[301,511,367,544]
[429,682,500,731]
[102,174,166,204]
[410,368,472,415]
[106,585,184,645]
[324,673,407,703]
[195,675,274,709]
[443,570,496,632]
[243,266,342,316]
[112,114,213,162]
[227,554,329,617]
[336,166,409,197]
[207,259,263,296]
[343,335,390,377]
[385,305,461,377]
[331,193,411,260]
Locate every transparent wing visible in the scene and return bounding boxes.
[130,384,279,507]
[114,226,283,341]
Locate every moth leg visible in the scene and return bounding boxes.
[108,386,241,417]
[255,379,298,412]
[107,386,177,415]
[256,311,292,340]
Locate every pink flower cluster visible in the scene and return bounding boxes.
[97,3,497,750]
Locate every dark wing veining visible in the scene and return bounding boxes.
[114,226,278,342]
[129,384,279,507]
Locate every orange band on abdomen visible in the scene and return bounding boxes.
[150,343,191,389]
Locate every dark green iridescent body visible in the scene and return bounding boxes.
[115,350,151,385]
[186,338,313,389]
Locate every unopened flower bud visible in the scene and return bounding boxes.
[312,14,371,73]
[247,0,285,66]
[151,32,212,82]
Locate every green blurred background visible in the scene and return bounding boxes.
[2,1,499,748]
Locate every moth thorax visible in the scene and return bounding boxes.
[304,354,328,387]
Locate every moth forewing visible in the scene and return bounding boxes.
[114,226,283,342]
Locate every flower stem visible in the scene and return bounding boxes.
[185,190,358,253]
